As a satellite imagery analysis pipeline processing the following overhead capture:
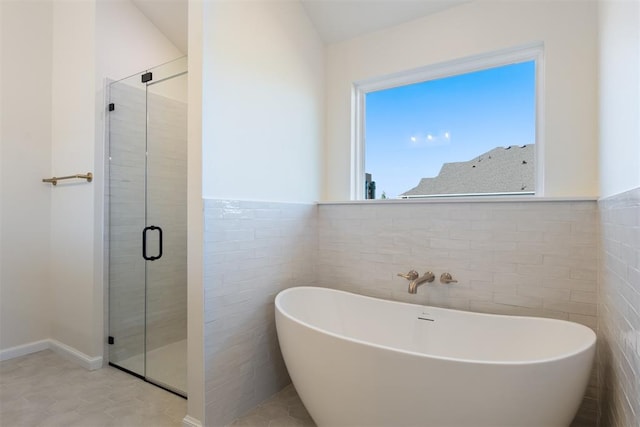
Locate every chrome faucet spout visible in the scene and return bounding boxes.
[408,271,435,294]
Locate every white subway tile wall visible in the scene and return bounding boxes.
[599,188,640,427]
[204,200,317,426]
[205,199,604,426]
[317,200,599,426]
[145,90,188,353]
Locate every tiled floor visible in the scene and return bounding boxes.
[0,350,186,426]
[229,385,316,427]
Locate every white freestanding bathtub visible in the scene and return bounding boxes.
[275,287,596,427]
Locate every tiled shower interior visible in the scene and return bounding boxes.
[108,75,188,393]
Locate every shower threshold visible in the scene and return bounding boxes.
[110,339,187,398]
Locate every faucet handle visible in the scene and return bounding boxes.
[397,270,419,280]
[440,272,458,284]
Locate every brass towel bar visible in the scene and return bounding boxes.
[42,172,93,186]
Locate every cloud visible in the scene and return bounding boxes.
[409,131,451,147]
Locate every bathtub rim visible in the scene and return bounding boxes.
[275,286,596,366]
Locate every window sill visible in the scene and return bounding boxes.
[317,196,598,205]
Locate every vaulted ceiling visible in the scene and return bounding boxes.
[299,0,469,44]
[131,0,469,54]
[131,0,188,53]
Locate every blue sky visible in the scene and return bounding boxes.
[365,60,536,198]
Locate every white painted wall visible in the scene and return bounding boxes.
[201,0,325,203]
[324,0,599,200]
[0,0,53,351]
[599,0,640,198]
[50,0,99,357]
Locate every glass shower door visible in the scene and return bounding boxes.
[108,73,147,379]
[108,57,188,397]
[145,63,188,394]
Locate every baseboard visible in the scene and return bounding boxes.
[182,415,203,427]
[0,339,50,362]
[0,339,103,370]
[49,339,103,371]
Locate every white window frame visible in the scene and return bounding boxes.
[351,42,545,200]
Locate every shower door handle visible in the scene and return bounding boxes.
[142,225,163,261]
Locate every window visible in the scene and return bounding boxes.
[352,44,543,200]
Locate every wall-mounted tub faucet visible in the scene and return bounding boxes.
[409,272,435,294]
[398,270,435,294]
